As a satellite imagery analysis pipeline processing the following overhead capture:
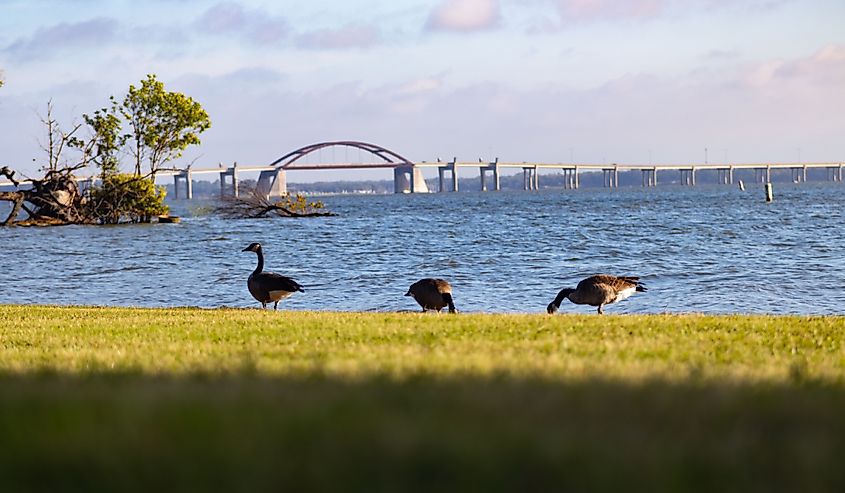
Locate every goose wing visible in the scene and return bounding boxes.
[256,272,304,293]
[572,276,614,305]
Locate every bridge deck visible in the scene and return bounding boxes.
[1,161,842,189]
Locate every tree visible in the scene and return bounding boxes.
[1,99,169,226]
[122,74,211,177]
[82,98,123,179]
[87,173,168,224]
[0,102,93,225]
[1,75,213,226]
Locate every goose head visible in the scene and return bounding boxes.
[547,288,574,314]
[242,242,262,253]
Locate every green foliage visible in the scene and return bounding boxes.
[86,173,168,224]
[82,98,123,177]
[278,193,326,214]
[122,74,211,176]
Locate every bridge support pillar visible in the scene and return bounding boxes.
[438,168,445,192]
[766,165,772,183]
[479,159,498,191]
[173,174,181,199]
[803,165,808,183]
[394,166,429,194]
[450,159,459,192]
[173,170,193,200]
[219,162,239,198]
[564,168,577,190]
[256,169,287,199]
[575,166,580,189]
[522,167,538,191]
[603,168,618,188]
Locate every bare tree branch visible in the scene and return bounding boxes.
[214,189,336,219]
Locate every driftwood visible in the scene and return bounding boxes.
[215,190,336,219]
[0,163,93,226]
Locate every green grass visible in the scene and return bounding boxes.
[2,305,845,492]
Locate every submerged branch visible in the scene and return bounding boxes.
[215,190,336,219]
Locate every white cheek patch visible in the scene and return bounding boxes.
[268,290,294,302]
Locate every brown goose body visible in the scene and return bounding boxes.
[243,242,304,310]
[547,275,646,315]
[405,278,457,313]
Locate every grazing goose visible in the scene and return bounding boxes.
[405,278,457,313]
[547,275,646,315]
[242,242,304,310]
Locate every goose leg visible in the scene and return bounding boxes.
[597,305,604,315]
[273,301,279,310]
[261,302,267,309]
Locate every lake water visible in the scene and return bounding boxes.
[1,183,843,314]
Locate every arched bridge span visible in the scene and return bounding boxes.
[168,141,428,198]
[270,141,414,170]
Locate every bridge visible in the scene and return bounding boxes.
[159,141,429,199]
[2,140,843,197]
[162,142,844,198]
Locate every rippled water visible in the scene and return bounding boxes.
[2,183,843,314]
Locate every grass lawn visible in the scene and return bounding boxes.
[1,305,844,492]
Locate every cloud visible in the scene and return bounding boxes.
[774,45,845,83]
[546,0,793,24]
[1,43,842,178]
[297,25,381,50]
[3,17,118,60]
[552,0,666,22]
[194,2,287,45]
[745,44,845,88]
[426,0,501,32]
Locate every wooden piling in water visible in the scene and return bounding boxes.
[765,182,773,202]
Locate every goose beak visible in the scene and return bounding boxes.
[242,247,250,252]
[546,302,559,314]
[404,291,412,297]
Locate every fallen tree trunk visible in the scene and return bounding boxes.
[0,164,92,226]
[0,191,25,226]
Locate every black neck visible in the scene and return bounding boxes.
[554,288,574,307]
[253,247,264,274]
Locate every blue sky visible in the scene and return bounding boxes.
[1,0,844,181]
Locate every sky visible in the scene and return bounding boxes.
[1,0,844,182]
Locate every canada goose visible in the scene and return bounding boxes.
[405,278,457,313]
[547,275,646,315]
[242,242,304,310]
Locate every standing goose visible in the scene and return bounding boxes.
[405,278,457,313]
[242,242,304,310]
[547,275,646,315]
